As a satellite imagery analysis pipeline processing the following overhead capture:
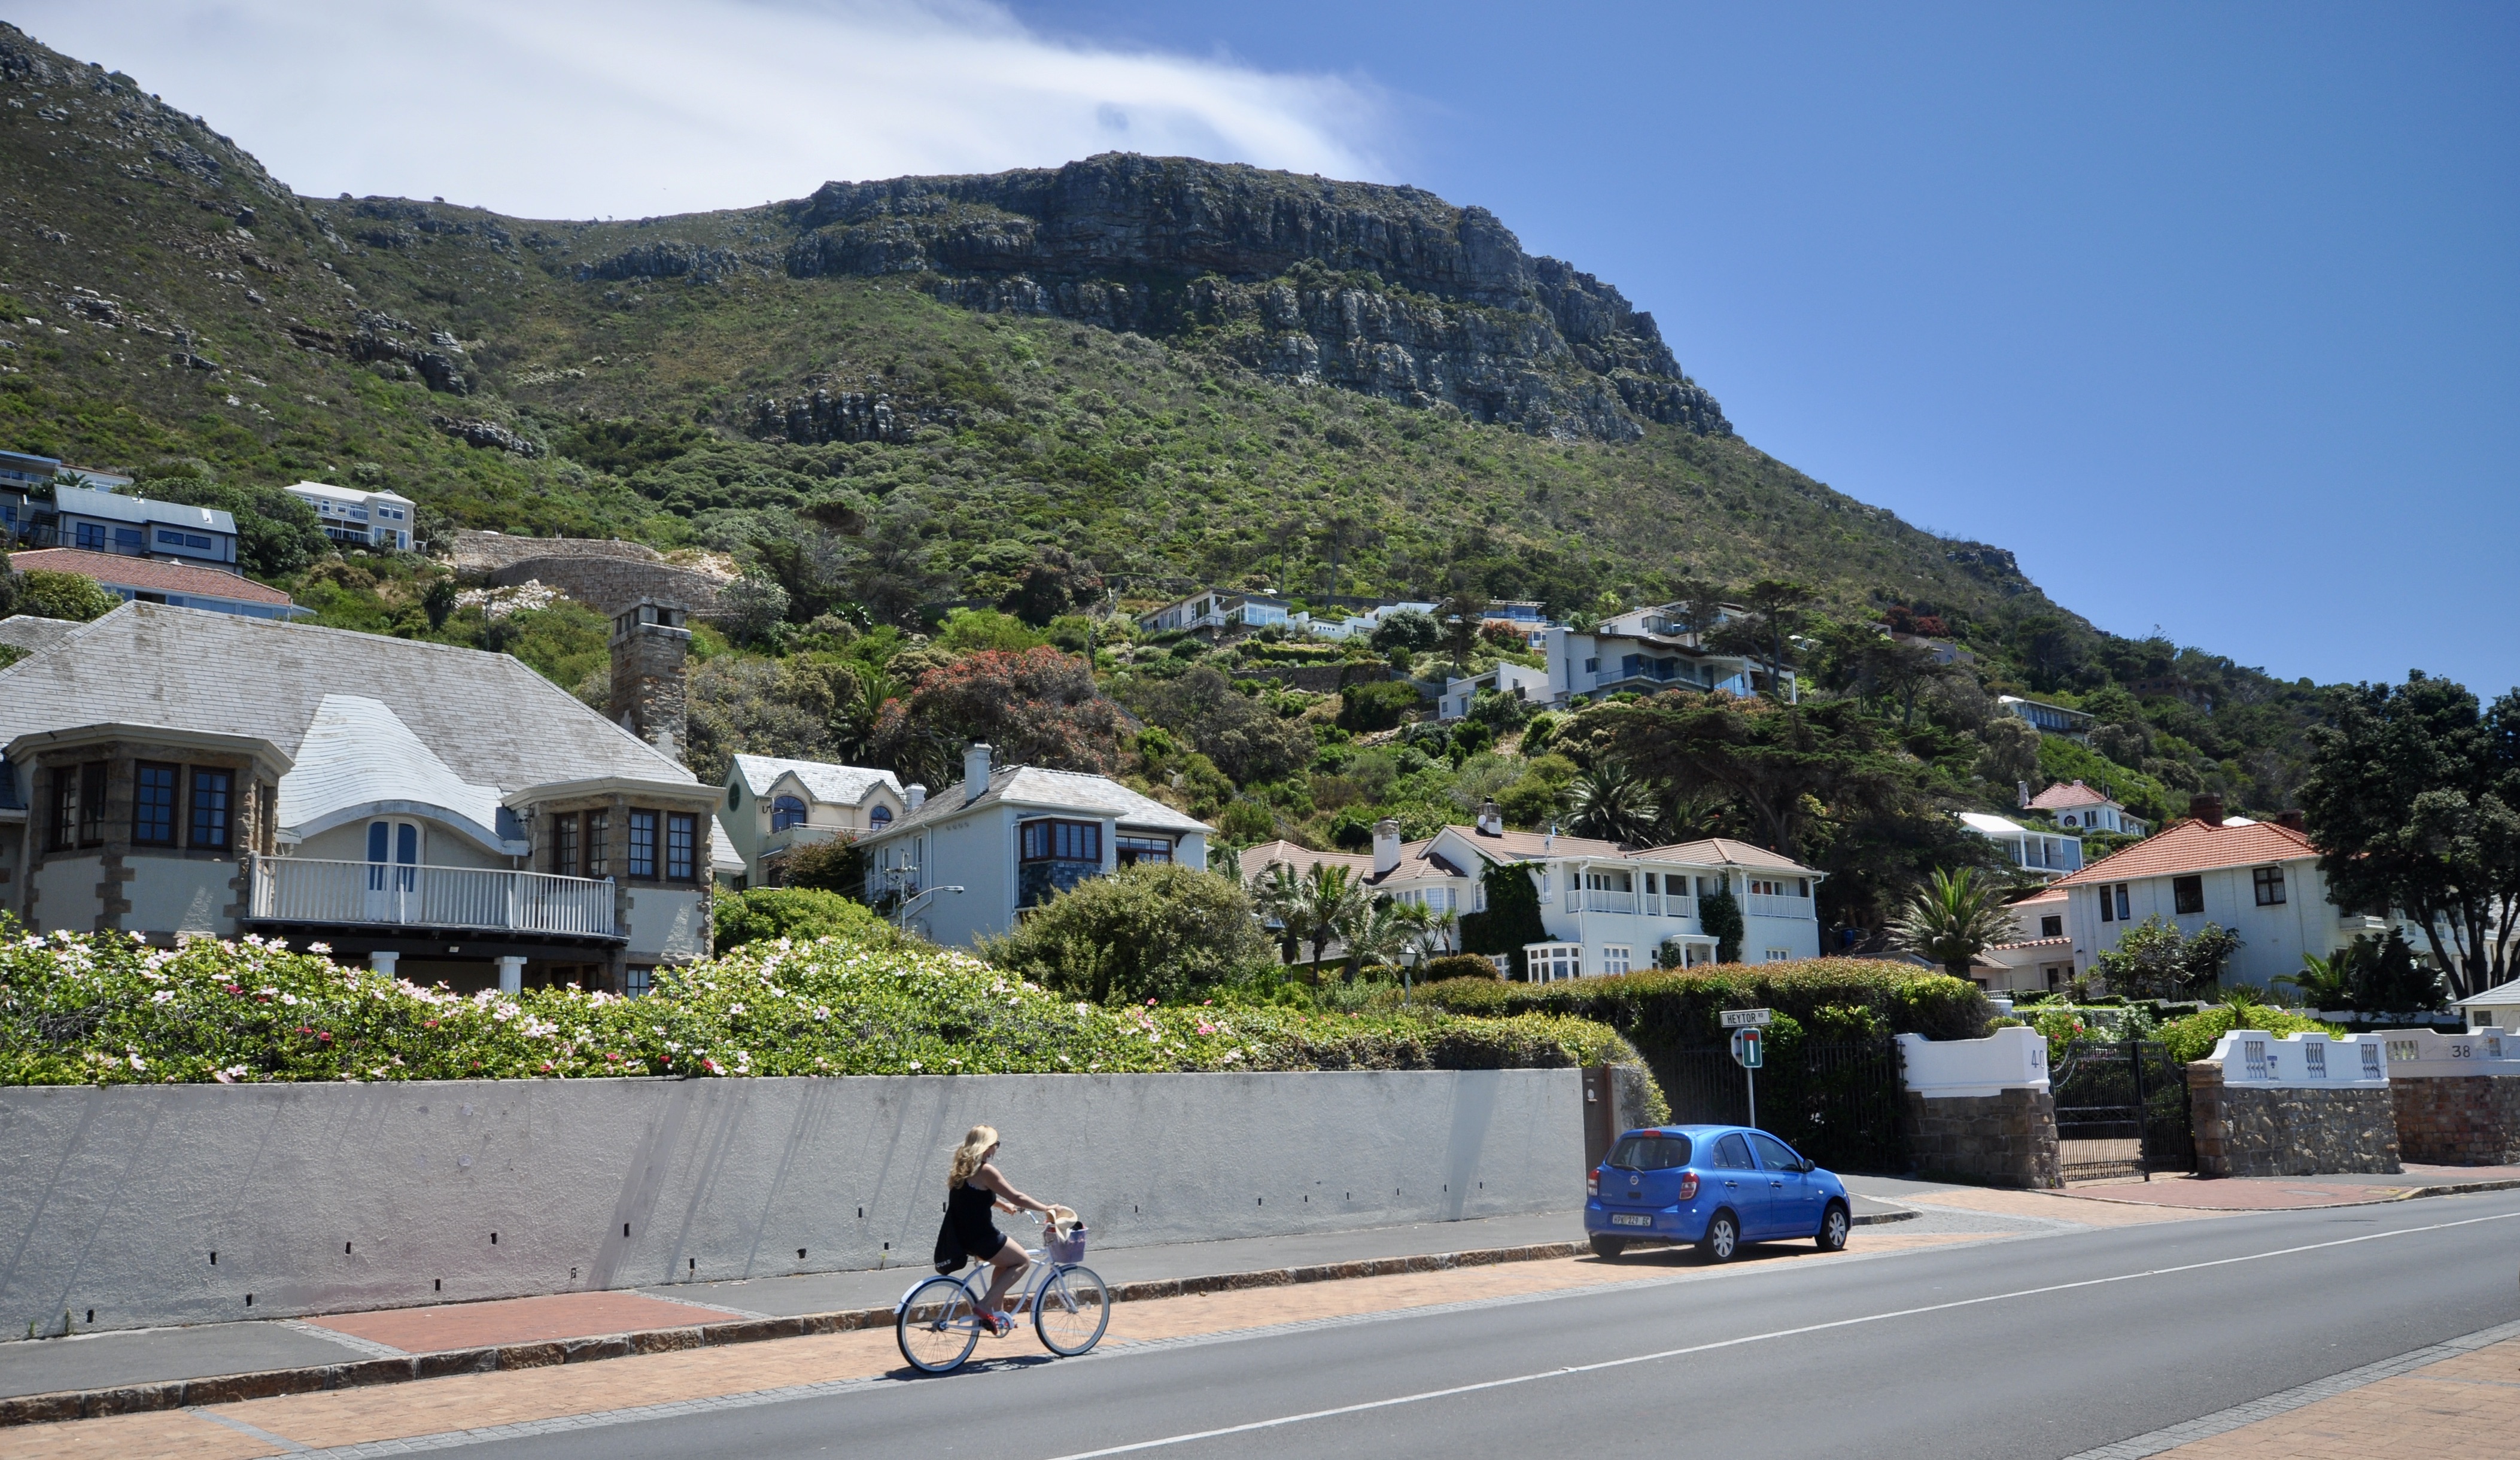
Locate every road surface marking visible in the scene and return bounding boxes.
[1040,1209,2520,1459]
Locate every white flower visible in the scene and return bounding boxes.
[150,989,175,1004]
[908,1060,923,1070]
[309,942,332,954]
[127,1053,145,1070]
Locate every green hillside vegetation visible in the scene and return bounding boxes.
[0,23,2335,945]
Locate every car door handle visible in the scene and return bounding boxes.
[1769,1180,1783,1188]
[1723,1179,1738,1188]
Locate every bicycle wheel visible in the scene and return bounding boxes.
[1032,1264,1109,1356]
[896,1276,983,1374]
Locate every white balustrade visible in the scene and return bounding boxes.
[2203,1030,2389,1089]
[249,856,616,938]
[2376,1028,2520,1078]
[1744,892,1811,920]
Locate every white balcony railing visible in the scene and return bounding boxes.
[1745,892,1814,920]
[248,856,618,938]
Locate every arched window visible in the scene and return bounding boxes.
[868,804,893,829]
[771,795,808,832]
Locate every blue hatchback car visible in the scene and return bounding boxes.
[1585,1125,1852,1261]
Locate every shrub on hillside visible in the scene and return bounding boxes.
[978,863,1276,1005]
[1336,680,1421,732]
[714,887,890,954]
[19,569,119,622]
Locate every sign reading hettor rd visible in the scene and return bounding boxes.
[1720,1008,1773,1029]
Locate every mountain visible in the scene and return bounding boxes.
[0,21,2327,822]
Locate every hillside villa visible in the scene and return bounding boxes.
[1957,811,2084,879]
[721,753,904,889]
[2,546,307,620]
[1545,601,1798,707]
[2027,778,2146,835]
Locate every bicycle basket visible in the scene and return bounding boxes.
[1044,1225,1088,1264]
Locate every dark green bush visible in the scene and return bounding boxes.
[1418,953,1503,983]
[1336,680,1421,732]
[715,887,893,953]
[978,863,1276,1004]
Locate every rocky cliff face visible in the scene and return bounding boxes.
[761,154,1728,442]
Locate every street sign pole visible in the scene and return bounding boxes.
[1725,1009,1771,1131]
[1746,1060,1756,1131]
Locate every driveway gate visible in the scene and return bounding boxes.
[2051,1038,2194,1181]
[1658,1038,1908,1175]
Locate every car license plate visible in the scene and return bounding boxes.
[1611,1213,1652,1228]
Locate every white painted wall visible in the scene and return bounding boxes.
[1898,1027,2051,1097]
[624,886,707,962]
[28,854,101,929]
[0,1069,1582,1333]
[2065,857,2349,989]
[124,857,232,934]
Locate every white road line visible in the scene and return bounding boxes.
[1038,1209,2520,1460]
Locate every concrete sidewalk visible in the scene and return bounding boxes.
[0,1199,1907,1416]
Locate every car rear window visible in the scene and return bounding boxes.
[1606,1134,1694,1170]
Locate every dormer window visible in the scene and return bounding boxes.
[771,794,808,832]
[868,804,893,828]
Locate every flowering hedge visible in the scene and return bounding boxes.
[0,927,1658,1108]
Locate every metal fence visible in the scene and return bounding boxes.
[1656,1037,1908,1175]
[2051,1038,2194,1182]
[248,856,616,938]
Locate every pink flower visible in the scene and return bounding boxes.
[1145,998,1157,1007]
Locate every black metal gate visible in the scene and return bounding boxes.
[2051,1038,2194,1181]
[1656,1038,1908,1175]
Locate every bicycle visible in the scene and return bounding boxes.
[894,1212,1110,1374]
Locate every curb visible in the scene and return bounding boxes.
[2044,1175,2520,1212]
[0,1240,1594,1428]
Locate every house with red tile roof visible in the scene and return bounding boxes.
[7,547,306,620]
[1973,888,2076,996]
[2025,778,2147,835]
[2047,795,2388,991]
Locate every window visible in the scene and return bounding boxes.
[1117,834,1174,866]
[130,762,178,845]
[47,768,78,850]
[189,769,231,849]
[585,811,609,875]
[1022,820,1102,863]
[1765,948,1794,963]
[2253,866,2286,907]
[623,966,654,999]
[1606,1133,1693,1170]
[1710,1133,1755,1169]
[868,804,892,829]
[667,813,696,881]
[771,794,808,832]
[77,762,107,846]
[186,533,213,549]
[629,811,658,878]
[2174,875,2205,915]
[554,811,579,877]
[1601,945,1632,975]
[1746,1132,1804,1172]
[75,522,104,550]
[1583,656,1599,673]
[2100,883,2129,921]
[2039,915,2063,939]
[156,529,185,546]
[113,527,143,550]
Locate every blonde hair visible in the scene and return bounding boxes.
[948,1126,1000,1190]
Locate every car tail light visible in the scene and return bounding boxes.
[1587,1167,1601,1196]
[1677,1171,1700,1200]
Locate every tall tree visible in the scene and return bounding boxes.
[1890,869,2013,979]
[872,647,1126,778]
[2297,674,2520,999]
[1564,760,1662,847]
[1740,578,1815,700]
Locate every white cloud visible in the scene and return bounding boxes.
[14,0,1392,217]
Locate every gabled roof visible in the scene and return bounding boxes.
[0,603,689,792]
[1633,837,1821,875]
[2051,817,2318,889]
[1443,825,1630,863]
[8,548,293,605]
[2028,780,2117,811]
[731,753,901,806]
[0,615,83,655]
[858,763,1209,842]
[1236,837,1468,889]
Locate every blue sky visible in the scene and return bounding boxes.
[26,1,2517,692]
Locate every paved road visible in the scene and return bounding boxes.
[451,1191,2520,1460]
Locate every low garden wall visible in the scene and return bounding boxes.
[1896,1027,2060,1188]
[2384,1029,2520,1166]
[2188,1031,2401,1178]
[0,1069,1581,1336]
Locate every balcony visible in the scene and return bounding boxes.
[1745,892,1815,920]
[247,856,619,940]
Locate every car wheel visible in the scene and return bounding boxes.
[1699,1210,1739,1263]
[1588,1234,1628,1260]
[1816,1202,1850,1253]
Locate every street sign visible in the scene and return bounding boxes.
[1731,1028,1765,1069]
[1721,1008,1773,1029]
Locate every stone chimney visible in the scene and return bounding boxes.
[2188,792,2227,826]
[609,599,690,763]
[1476,799,1504,837]
[905,783,927,811]
[2276,808,2308,834]
[962,743,993,806]
[1372,818,1403,877]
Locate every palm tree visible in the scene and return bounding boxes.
[1250,860,1369,968]
[2272,947,2358,1011]
[1335,895,1422,983]
[1891,868,2015,980]
[1565,761,1661,848]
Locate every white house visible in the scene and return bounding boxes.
[1239,823,1481,958]
[284,480,418,552]
[1545,602,1795,708]
[1437,661,1551,721]
[720,753,905,889]
[1291,600,1440,642]
[2454,979,2520,1033]
[1973,888,2077,994]
[2026,779,2146,835]
[1957,811,2084,879]
[1997,695,2094,742]
[0,601,738,996]
[1135,590,1289,637]
[853,744,1212,947]
[2048,799,2384,991]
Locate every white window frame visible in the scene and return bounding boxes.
[1601,945,1632,976]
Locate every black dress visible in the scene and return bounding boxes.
[946,1178,1008,1264]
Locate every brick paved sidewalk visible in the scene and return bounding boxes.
[2057,1163,2520,1212]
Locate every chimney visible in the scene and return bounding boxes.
[2188,793,2226,826]
[608,599,690,764]
[905,783,927,811]
[962,743,993,806]
[2276,808,2307,834]
[1372,818,1403,877]
[1476,799,1504,837]
[2018,779,2032,810]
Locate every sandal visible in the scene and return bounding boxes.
[980,1311,1013,1337]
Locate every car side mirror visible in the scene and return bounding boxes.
[1798,1160,1816,1173]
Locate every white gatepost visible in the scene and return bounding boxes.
[1896,1025,2050,1097]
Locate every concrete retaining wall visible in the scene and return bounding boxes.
[0,1069,1579,1334]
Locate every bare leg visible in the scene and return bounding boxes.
[981,1243,1028,1313]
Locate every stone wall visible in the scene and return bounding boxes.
[451,530,662,574]
[2188,1063,2403,1177]
[488,558,729,618]
[1901,1088,2061,1189]
[2391,1076,2520,1166]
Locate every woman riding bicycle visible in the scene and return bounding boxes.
[943,1125,1056,1336]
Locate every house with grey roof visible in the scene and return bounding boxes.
[0,601,736,995]
[853,744,1211,947]
[35,485,239,570]
[722,753,905,889]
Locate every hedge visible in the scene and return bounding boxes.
[0,926,1661,1114]
[2156,1005,2340,1065]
